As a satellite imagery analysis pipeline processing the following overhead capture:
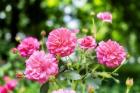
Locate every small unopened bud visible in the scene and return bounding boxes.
[126,78,133,88]
[82,28,88,33]
[40,41,43,45]
[41,30,46,36]
[90,12,95,16]
[11,48,18,54]
[16,72,24,79]
[127,53,130,59]
[113,78,120,84]
[88,85,95,93]
[67,62,72,67]
[15,36,21,42]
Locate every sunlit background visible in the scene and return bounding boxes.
[0,0,140,93]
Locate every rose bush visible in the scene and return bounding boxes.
[14,12,128,93]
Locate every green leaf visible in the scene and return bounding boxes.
[62,70,81,80]
[40,82,49,93]
[86,77,102,89]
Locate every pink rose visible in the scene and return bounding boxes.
[96,40,126,68]
[0,86,7,93]
[97,12,112,23]
[17,37,40,57]
[4,80,17,91]
[24,51,58,84]
[3,76,17,91]
[78,36,96,49]
[47,28,77,57]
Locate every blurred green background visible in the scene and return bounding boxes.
[0,0,140,93]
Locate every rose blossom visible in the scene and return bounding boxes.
[4,80,17,91]
[46,28,77,57]
[78,36,96,49]
[3,76,17,91]
[11,48,18,54]
[17,37,40,57]
[24,51,58,84]
[96,40,126,68]
[0,86,7,93]
[52,89,76,93]
[97,12,112,23]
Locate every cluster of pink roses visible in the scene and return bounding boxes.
[0,76,17,93]
[15,12,126,92]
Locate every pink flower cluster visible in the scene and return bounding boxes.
[78,36,96,49]
[97,12,112,23]
[0,76,17,93]
[16,28,78,84]
[24,51,58,84]
[52,89,76,93]
[17,37,40,57]
[15,18,126,85]
[47,28,77,57]
[96,40,126,68]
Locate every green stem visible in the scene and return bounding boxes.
[78,48,83,63]
[55,79,62,88]
[126,87,130,93]
[52,82,58,90]
[73,80,78,90]
[91,18,96,38]
[92,64,100,72]
[112,59,126,73]
[68,56,73,63]
[72,80,75,89]
[112,65,122,73]
[81,84,85,93]
[99,21,104,27]
[86,64,88,74]
[65,57,68,62]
